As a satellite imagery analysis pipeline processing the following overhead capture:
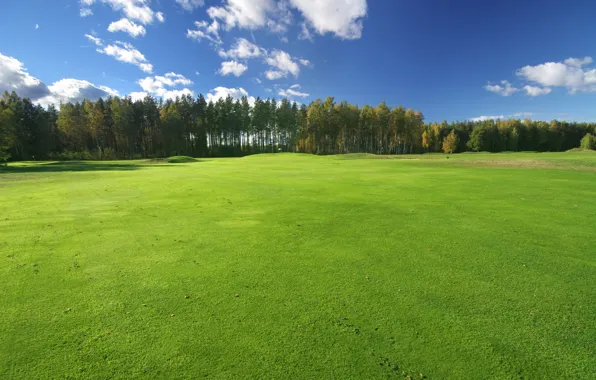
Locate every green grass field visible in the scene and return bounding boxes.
[1,152,595,379]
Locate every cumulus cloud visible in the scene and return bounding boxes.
[484,80,518,96]
[218,61,248,77]
[0,52,117,107]
[96,39,153,73]
[483,56,596,96]
[206,86,255,105]
[523,85,552,97]
[207,0,275,30]
[38,79,119,107]
[516,57,596,93]
[0,53,51,100]
[156,12,165,23]
[137,72,193,100]
[135,73,194,100]
[289,0,367,39]
[278,84,309,99]
[80,0,158,25]
[264,49,300,79]
[138,72,193,93]
[129,91,148,101]
[108,18,146,37]
[193,0,367,40]
[159,88,194,101]
[218,38,265,59]
[265,70,285,80]
[564,57,593,68]
[175,0,205,11]
[187,20,222,45]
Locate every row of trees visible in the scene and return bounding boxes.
[1,90,595,163]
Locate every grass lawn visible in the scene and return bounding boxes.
[1,152,595,379]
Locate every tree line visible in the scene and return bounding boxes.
[1,90,595,163]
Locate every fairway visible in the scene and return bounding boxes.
[1,153,595,378]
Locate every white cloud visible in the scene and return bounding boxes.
[80,0,158,25]
[218,38,266,59]
[265,70,285,80]
[187,20,222,45]
[0,53,118,107]
[98,85,120,97]
[207,0,275,30]
[469,115,505,122]
[80,8,93,17]
[160,88,194,100]
[264,49,300,79]
[218,61,248,77]
[197,0,367,40]
[484,80,518,96]
[564,57,592,68]
[0,53,51,100]
[97,41,153,73]
[176,0,205,11]
[299,59,311,67]
[195,71,200,76]
[517,57,596,93]
[139,63,153,73]
[289,0,367,39]
[254,78,262,84]
[523,85,552,97]
[139,72,192,93]
[279,84,309,98]
[206,86,255,105]
[299,22,313,41]
[156,12,165,23]
[129,91,148,101]
[108,18,146,37]
[85,34,103,46]
[35,24,39,30]
[484,56,596,96]
[137,72,194,100]
[38,79,120,107]
[266,1,293,34]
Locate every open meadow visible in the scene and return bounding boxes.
[1,152,595,379]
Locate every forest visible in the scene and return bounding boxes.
[1,90,595,162]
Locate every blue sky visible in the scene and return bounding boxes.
[2,0,596,122]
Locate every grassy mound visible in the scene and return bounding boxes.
[167,156,198,163]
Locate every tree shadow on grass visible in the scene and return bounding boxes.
[0,161,143,173]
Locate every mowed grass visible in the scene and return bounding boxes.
[1,153,595,379]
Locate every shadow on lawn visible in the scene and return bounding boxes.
[0,161,142,173]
